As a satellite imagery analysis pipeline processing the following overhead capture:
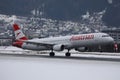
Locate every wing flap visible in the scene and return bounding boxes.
[24,40,71,49]
[24,40,54,47]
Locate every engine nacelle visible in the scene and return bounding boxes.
[53,44,64,51]
[75,47,88,52]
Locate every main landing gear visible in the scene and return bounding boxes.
[65,49,71,57]
[49,51,55,57]
[65,52,71,57]
[49,49,71,57]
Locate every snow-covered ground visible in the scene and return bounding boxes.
[0,52,120,80]
[0,46,120,80]
[0,46,27,54]
[0,46,120,60]
[0,46,23,50]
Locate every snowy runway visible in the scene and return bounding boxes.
[0,46,120,80]
[0,46,120,61]
[0,53,120,80]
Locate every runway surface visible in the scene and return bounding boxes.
[0,46,120,80]
[0,52,120,80]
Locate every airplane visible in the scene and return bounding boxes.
[12,24,114,57]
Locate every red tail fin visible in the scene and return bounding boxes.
[12,24,28,48]
[13,24,28,41]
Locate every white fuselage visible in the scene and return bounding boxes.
[22,33,114,51]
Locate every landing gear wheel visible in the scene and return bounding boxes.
[65,52,71,57]
[49,52,55,57]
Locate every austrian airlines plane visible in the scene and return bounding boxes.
[12,24,114,57]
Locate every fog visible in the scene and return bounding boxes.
[0,55,120,80]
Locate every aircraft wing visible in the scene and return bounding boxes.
[24,40,54,47]
[24,40,71,49]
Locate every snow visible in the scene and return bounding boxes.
[82,11,90,19]
[0,46,26,54]
[108,0,113,4]
[0,46,23,50]
[0,53,120,80]
[0,11,107,38]
[0,46,120,80]
[0,46,120,60]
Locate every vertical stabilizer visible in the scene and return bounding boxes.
[13,24,28,41]
[12,24,28,48]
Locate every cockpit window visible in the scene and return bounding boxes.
[102,35,109,37]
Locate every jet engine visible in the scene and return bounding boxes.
[53,44,64,51]
[75,47,88,52]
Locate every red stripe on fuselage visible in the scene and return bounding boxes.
[20,36,28,40]
[13,39,27,48]
[12,41,23,48]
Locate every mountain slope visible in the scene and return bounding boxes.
[0,0,120,27]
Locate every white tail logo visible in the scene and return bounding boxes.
[13,24,28,41]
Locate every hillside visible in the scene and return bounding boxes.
[0,0,120,26]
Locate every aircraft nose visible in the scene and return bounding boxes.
[109,37,114,43]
